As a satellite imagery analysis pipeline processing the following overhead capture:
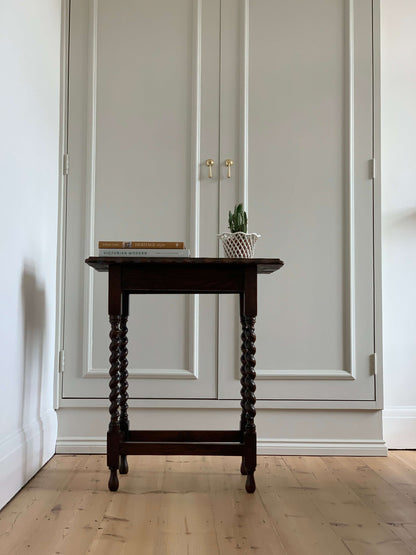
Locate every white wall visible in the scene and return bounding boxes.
[382,0,416,448]
[0,0,61,508]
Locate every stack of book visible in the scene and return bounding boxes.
[98,241,190,257]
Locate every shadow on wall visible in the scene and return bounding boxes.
[20,262,47,483]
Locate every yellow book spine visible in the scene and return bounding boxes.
[98,241,185,249]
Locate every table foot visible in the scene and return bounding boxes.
[240,458,247,475]
[119,455,129,475]
[245,473,256,493]
[108,468,119,491]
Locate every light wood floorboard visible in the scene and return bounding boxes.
[0,452,415,554]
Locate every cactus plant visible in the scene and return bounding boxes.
[219,203,260,257]
[228,203,248,233]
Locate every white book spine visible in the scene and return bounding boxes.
[98,248,190,257]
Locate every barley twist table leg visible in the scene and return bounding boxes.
[108,315,121,491]
[243,316,257,493]
[240,317,248,475]
[119,314,129,475]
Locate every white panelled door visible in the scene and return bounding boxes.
[64,0,221,398]
[63,0,376,403]
[218,0,375,401]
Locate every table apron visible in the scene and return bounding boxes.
[122,265,246,293]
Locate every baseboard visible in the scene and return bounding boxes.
[56,436,387,456]
[56,437,105,454]
[383,406,416,449]
[257,439,387,456]
[0,409,57,510]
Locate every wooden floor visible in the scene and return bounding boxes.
[0,452,415,554]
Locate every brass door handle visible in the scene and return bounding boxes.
[206,159,214,178]
[225,159,234,178]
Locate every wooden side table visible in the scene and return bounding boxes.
[85,257,283,493]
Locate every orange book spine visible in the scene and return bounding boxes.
[98,241,185,249]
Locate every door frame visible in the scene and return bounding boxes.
[54,0,71,410]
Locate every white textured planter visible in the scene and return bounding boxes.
[218,232,261,258]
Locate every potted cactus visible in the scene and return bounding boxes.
[218,203,261,258]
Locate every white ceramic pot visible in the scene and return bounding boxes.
[218,232,261,258]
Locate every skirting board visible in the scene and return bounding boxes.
[0,409,57,510]
[383,406,416,449]
[56,437,387,456]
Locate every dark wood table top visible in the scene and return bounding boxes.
[85,257,284,274]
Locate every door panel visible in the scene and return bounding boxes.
[63,0,220,398]
[218,0,375,400]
